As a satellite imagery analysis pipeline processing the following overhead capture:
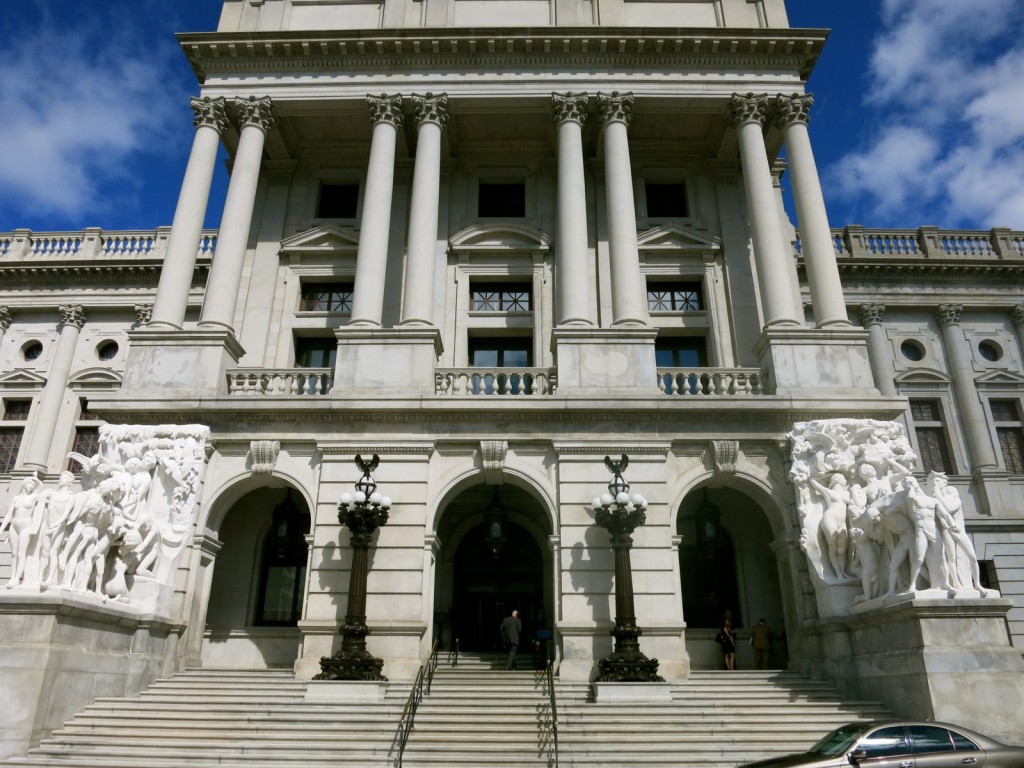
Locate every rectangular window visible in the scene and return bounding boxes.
[909,399,955,474]
[317,183,359,219]
[3,400,31,421]
[68,400,102,474]
[648,281,703,312]
[645,182,688,218]
[0,429,24,473]
[991,399,1024,474]
[299,282,353,312]
[478,182,526,218]
[655,337,708,368]
[470,283,531,313]
[295,337,337,369]
[469,337,532,368]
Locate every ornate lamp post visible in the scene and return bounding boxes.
[591,455,664,682]
[316,455,392,681]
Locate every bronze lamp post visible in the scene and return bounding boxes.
[316,455,392,681]
[591,455,663,682]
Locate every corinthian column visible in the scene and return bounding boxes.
[199,96,275,332]
[729,93,801,327]
[553,93,592,326]
[151,97,229,329]
[774,94,849,327]
[936,304,999,471]
[349,95,403,327]
[400,93,448,327]
[859,303,896,396]
[22,306,86,472]
[598,92,648,326]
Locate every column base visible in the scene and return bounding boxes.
[553,326,659,395]
[121,327,245,396]
[753,326,878,396]
[334,326,442,396]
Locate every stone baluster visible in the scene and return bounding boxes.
[150,97,229,329]
[553,92,593,326]
[729,93,801,327]
[859,303,896,396]
[936,304,999,471]
[597,92,648,326]
[400,93,449,327]
[1012,305,1024,362]
[775,94,850,327]
[22,306,86,472]
[349,95,403,327]
[199,96,275,332]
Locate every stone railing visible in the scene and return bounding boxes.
[0,227,218,260]
[797,225,1024,260]
[657,368,764,396]
[435,368,557,396]
[227,368,334,396]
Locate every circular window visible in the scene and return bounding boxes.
[22,341,43,362]
[978,340,1002,362]
[900,340,925,362]
[97,341,119,361]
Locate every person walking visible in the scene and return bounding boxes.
[751,618,772,670]
[719,616,737,670]
[500,608,521,670]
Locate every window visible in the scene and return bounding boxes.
[978,340,1003,362]
[299,282,353,313]
[900,339,926,361]
[991,399,1024,474]
[295,337,337,369]
[478,182,525,218]
[857,727,909,759]
[909,399,955,474]
[644,182,688,218]
[317,183,359,219]
[96,341,119,361]
[22,341,43,362]
[907,725,954,755]
[1,399,31,473]
[255,493,310,627]
[655,337,708,368]
[471,283,531,313]
[469,337,532,368]
[68,401,102,474]
[648,281,703,312]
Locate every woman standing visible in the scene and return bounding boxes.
[720,616,737,670]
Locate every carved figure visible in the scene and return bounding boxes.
[808,473,852,579]
[928,472,986,593]
[0,475,43,587]
[902,477,951,593]
[38,472,78,584]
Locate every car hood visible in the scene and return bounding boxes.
[739,753,842,768]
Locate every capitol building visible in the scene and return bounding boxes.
[1,0,1022,763]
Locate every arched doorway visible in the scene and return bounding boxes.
[434,483,552,654]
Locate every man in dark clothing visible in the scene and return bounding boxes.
[500,609,521,670]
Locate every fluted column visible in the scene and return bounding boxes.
[553,93,592,326]
[349,95,403,326]
[936,304,999,471]
[1012,305,1024,361]
[730,93,801,327]
[598,92,648,326]
[859,303,896,396]
[199,96,275,331]
[774,94,849,327]
[400,93,448,326]
[150,97,229,329]
[22,306,86,472]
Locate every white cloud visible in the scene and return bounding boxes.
[0,5,187,224]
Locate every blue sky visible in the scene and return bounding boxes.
[2,0,1024,234]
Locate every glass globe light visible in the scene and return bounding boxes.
[354,491,366,503]
[339,492,353,506]
[381,496,392,508]
[600,493,613,507]
[370,492,383,505]
[592,497,603,511]
[616,492,630,505]
[632,494,644,506]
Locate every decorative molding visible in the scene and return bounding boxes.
[772,93,812,128]
[366,93,403,127]
[597,91,633,127]
[729,92,770,128]
[711,440,739,474]
[190,96,230,134]
[250,440,281,475]
[552,92,588,126]
[1011,304,1024,327]
[59,304,87,330]
[936,303,963,327]
[230,96,275,134]
[134,304,153,327]
[0,305,11,331]
[480,440,508,484]
[412,92,449,128]
[858,303,885,327]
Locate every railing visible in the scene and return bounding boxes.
[0,228,217,260]
[545,640,560,768]
[392,638,441,768]
[797,225,1024,260]
[657,367,764,396]
[435,368,557,396]
[226,368,334,396]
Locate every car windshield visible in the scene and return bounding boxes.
[808,725,872,757]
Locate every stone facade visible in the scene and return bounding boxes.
[2,0,1024,757]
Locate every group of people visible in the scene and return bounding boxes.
[717,616,775,670]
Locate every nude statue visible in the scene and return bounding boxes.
[928,472,985,593]
[903,477,951,593]
[808,473,853,579]
[0,475,43,587]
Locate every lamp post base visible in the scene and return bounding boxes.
[315,647,387,681]
[597,649,664,683]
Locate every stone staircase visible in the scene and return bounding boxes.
[3,657,892,768]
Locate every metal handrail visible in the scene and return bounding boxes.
[393,638,440,768]
[545,640,559,768]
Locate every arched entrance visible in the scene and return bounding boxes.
[678,486,787,669]
[433,483,553,654]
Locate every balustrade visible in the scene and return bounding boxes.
[0,228,216,261]
[434,368,557,396]
[797,225,1024,260]
[657,367,764,396]
[227,368,334,396]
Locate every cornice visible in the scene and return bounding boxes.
[0,261,210,288]
[178,27,826,82]
[823,260,1024,285]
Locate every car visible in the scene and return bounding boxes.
[736,720,1024,768]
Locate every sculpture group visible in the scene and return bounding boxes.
[0,425,209,614]
[790,419,994,609]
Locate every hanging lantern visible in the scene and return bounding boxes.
[695,489,721,559]
[483,486,509,559]
[270,490,302,560]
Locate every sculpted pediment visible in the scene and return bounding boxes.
[975,369,1024,388]
[449,223,551,252]
[637,223,721,252]
[279,224,360,254]
[0,368,47,390]
[69,367,124,391]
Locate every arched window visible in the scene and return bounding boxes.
[678,491,741,628]
[255,491,310,626]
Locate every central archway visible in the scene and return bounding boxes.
[433,483,553,654]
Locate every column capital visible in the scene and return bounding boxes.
[58,304,87,330]
[936,303,963,327]
[772,93,813,128]
[367,94,404,127]
[858,303,886,327]
[597,91,634,128]
[230,96,275,134]
[190,96,230,134]
[729,92,770,128]
[135,303,154,327]
[412,93,449,128]
[1011,304,1024,328]
[0,306,11,331]
[552,92,589,126]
